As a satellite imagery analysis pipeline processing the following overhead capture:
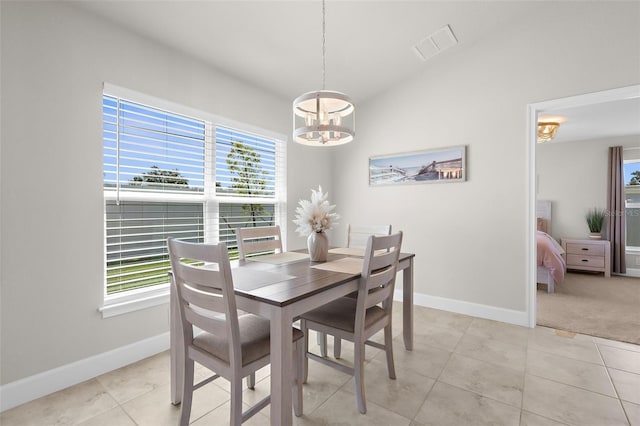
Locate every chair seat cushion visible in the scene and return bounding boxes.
[301,297,386,333]
[193,314,303,366]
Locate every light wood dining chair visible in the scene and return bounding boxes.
[168,238,304,425]
[319,223,393,358]
[300,231,403,414]
[345,224,392,248]
[236,225,283,260]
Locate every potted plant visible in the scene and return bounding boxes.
[585,207,606,239]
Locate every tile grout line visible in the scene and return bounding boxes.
[407,330,457,425]
[595,341,633,426]
[519,332,530,425]
[523,370,621,401]
[431,324,526,412]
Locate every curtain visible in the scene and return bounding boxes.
[607,146,626,274]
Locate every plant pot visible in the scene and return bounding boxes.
[588,232,602,240]
[307,232,328,262]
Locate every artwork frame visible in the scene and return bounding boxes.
[369,145,466,186]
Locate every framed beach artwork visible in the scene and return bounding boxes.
[369,145,466,185]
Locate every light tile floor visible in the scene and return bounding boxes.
[2,304,639,425]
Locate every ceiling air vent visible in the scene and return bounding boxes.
[413,24,458,62]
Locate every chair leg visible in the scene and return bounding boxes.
[384,324,396,380]
[354,340,367,414]
[318,332,327,357]
[301,319,309,384]
[333,336,342,359]
[246,373,256,390]
[179,358,195,426]
[293,338,304,417]
[230,377,243,426]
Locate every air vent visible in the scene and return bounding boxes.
[413,24,458,62]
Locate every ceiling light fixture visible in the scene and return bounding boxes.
[293,0,355,146]
[537,122,560,143]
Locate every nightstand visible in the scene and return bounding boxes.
[561,238,611,277]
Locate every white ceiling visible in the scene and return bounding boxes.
[72,1,640,143]
[539,97,640,144]
[73,0,546,103]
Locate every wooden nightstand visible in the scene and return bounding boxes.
[561,238,611,277]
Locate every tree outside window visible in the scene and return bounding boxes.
[226,141,271,227]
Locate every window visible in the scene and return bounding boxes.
[102,84,286,313]
[624,159,640,249]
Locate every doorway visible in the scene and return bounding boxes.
[527,84,640,329]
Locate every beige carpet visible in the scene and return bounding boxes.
[537,272,640,344]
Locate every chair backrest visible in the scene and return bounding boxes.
[236,225,283,260]
[346,224,392,249]
[355,231,403,331]
[168,238,241,366]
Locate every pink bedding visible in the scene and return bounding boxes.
[537,231,566,284]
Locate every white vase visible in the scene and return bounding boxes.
[307,232,328,262]
[588,232,602,240]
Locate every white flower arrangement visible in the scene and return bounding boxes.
[293,186,340,235]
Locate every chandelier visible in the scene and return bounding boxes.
[293,0,355,146]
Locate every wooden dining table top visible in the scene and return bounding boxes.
[230,251,415,307]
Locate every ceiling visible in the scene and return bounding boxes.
[73,1,545,104]
[539,97,640,144]
[72,1,640,143]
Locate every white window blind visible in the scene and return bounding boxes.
[216,126,277,198]
[103,86,286,298]
[103,95,207,294]
[214,126,285,253]
[103,95,206,195]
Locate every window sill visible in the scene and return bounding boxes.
[99,285,170,318]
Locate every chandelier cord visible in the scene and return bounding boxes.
[322,0,326,90]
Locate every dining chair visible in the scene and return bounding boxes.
[168,238,304,425]
[345,224,392,248]
[319,223,393,358]
[300,231,403,414]
[236,225,283,260]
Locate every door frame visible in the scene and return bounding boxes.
[526,84,640,327]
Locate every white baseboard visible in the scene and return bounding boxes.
[622,268,640,277]
[2,291,530,413]
[395,290,530,327]
[0,332,169,412]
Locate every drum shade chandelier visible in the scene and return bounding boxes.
[293,0,355,146]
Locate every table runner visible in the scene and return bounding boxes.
[311,257,363,274]
[247,252,309,265]
[232,268,295,291]
[328,247,365,257]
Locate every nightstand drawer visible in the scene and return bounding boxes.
[565,242,605,256]
[566,254,605,269]
[561,238,610,277]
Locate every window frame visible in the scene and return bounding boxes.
[100,83,287,318]
[624,158,640,251]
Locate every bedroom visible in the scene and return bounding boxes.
[534,90,640,344]
[1,0,639,420]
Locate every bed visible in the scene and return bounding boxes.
[536,200,566,293]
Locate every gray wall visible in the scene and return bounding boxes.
[0,1,333,385]
[330,2,640,311]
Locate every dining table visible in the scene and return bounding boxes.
[170,248,415,425]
